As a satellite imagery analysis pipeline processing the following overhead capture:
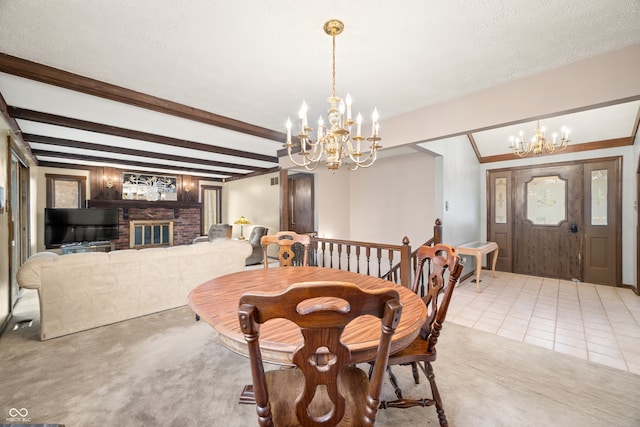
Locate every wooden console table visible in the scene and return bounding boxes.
[455,241,499,292]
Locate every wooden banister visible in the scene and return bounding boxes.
[305,219,443,289]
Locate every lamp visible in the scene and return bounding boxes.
[234,216,251,240]
[104,175,117,189]
[509,121,570,157]
[285,19,381,172]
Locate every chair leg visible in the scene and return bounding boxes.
[411,362,420,384]
[386,366,403,399]
[425,361,447,427]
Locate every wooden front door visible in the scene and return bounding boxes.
[514,164,583,280]
[488,157,621,286]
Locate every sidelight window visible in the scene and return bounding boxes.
[591,170,608,225]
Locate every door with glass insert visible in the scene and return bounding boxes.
[514,165,583,280]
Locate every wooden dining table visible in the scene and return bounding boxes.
[188,266,427,365]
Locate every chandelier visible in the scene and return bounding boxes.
[509,121,570,157]
[285,19,381,172]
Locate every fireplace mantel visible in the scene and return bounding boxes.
[87,199,202,219]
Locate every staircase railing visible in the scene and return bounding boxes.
[306,219,443,288]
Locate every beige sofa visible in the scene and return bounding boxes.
[17,239,252,340]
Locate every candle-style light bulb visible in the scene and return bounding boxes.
[299,101,308,131]
[345,94,352,120]
[285,118,292,144]
[356,113,363,137]
[371,108,379,136]
[317,117,324,140]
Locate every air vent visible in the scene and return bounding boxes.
[270,177,279,186]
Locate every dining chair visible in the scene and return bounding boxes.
[260,231,311,268]
[238,281,403,427]
[375,243,462,427]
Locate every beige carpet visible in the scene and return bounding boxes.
[1,290,639,426]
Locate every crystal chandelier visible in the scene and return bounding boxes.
[285,19,381,172]
[509,121,570,157]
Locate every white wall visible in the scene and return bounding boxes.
[223,172,280,239]
[418,135,482,247]
[347,152,437,248]
[314,166,351,239]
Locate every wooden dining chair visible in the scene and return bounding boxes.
[375,243,462,427]
[238,281,403,427]
[260,231,311,268]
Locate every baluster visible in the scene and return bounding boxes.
[337,243,343,270]
[376,248,383,278]
[346,245,351,271]
[355,246,361,273]
[388,250,394,279]
[321,241,326,267]
[329,242,334,269]
[366,247,371,276]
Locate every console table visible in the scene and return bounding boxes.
[60,241,114,254]
[455,241,499,292]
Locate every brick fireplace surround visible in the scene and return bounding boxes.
[87,200,202,250]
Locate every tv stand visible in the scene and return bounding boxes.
[60,241,114,255]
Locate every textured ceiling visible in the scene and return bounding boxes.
[0,1,639,178]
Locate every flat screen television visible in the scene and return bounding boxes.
[44,208,119,248]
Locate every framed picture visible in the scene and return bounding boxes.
[121,173,177,201]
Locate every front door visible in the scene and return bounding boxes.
[489,157,621,286]
[514,164,583,280]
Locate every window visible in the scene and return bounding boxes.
[526,175,566,225]
[46,174,86,208]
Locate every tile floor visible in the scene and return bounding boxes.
[447,270,640,375]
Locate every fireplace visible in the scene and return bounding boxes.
[87,200,202,250]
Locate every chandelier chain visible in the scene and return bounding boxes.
[331,32,336,99]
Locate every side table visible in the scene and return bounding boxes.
[455,241,499,292]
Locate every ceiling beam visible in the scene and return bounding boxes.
[31,149,245,178]
[23,133,267,172]
[10,107,277,163]
[38,160,227,182]
[0,52,286,142]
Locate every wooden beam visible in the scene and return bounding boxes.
[23,133,267,172]
[0,52,286,142]
[10,107,277,163]
[31,150,245,178]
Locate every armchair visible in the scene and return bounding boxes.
[245,226,269,265]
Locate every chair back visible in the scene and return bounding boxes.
[239,282,402,427]
[411,244,463,353]
[261,231,311,268]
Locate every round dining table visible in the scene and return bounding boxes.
[188,266,427,365]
